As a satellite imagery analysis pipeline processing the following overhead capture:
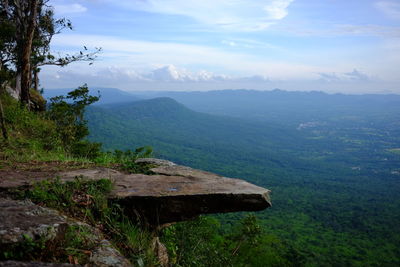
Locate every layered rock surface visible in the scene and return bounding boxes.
[0,158,271,266]
[55,159,271,225]
[0,158,271,225]
[0,198,131,267]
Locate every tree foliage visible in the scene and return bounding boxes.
[162,215,305,267]
[0,0,100,106]
[47,84,100,158]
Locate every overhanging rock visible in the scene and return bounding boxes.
[0,158,271,226]
[60,158,271,226]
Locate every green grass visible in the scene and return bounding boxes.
[0,93,153,173]
[0,92,69,162]
[20,177,158,266]
[0,225,97,265]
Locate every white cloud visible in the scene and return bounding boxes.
[47,64,374,88]
[263,0,293,20]
[147,65,191,82]
[376,1,400,20]
[318,69,371,82]
[112,0,294,31]
[317,72,341,82]
[221,38,284,50]
[278,23,400,38]
[344,69,370,81]
[50,33,319,79]
[221,40,237,47]
[41,65,398,94]
[41,64,233,88]
[146,65,230,82]
[44,33,400,92]
[53,3,87,14]
[335,24,400,38]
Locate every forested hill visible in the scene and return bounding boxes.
[86,95,400,266]
[86,97,305,168]
[139,89,400,126]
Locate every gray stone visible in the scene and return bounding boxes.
[0,198,67,244]
[0,198,132,267]
[135,158,176,167]
[90,239,132,267]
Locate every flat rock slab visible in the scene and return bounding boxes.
[0,198,131,267]
[0,170,56,189]
[60,159,271,225]
[0,159,271,225]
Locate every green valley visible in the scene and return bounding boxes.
[86,91,400,266]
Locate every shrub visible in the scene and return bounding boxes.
[47,84,100,157]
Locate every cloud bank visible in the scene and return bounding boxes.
[376,1,400,20]
[318,69,371,82]
[53,2,87,15]
[41,64,397,94]
[116,0,294,31]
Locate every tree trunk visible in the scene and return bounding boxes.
[33,69,39,92]
[0,97,8,140]
[19,0,38,107]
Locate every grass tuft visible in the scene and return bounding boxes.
[20,178,158,266]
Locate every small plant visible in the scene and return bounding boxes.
[24,177,113,223]
[113,146,154,173]
[47,84,101,158]
[23,177,158,266]
[0,225,98,265]
[58,225,97,264]
[0,234,46,261]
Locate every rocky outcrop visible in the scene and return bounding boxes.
[57,159,271,225]
[0,158,271,266]
[0,158,271,226]
[0,198,131,267]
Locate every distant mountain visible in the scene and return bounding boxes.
[86,94,400,173]
[43,87,141,105]
[86,97,314,176]
[141,89,400,126]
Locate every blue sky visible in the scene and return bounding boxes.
[41,0,400,94]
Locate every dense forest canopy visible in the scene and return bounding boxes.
[85,88,400,266]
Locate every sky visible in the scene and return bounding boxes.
[41,0,400,94]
